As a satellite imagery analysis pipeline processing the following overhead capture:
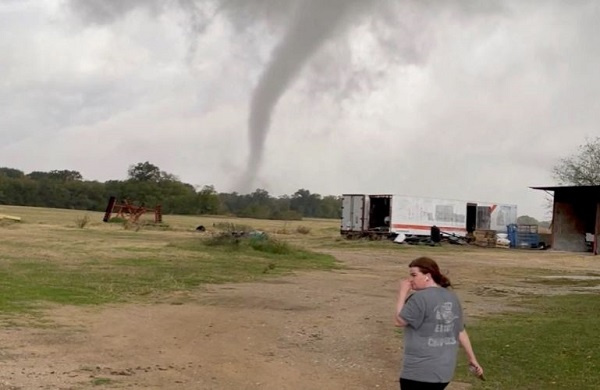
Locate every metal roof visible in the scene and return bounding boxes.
[531,185,600,191]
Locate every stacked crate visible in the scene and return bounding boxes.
[473,230,497,248]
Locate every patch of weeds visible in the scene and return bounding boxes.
[204,233,244,249]
[275,222,291,235]
[175,235,340,272]
[202,233,292,255]
[262,262,276,273]
[249,237,291,254]
[75,214,90,229]
[123,220,136,231]
[296,225,311,235]
[91,377,113,386]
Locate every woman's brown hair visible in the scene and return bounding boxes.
[409,257,452,288]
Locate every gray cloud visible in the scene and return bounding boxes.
[63,0,510,191]
[65,0,168,24]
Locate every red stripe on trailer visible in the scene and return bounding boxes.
[391,223,467,232]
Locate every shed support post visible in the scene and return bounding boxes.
[595,202,600,256]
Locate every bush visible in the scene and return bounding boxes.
[204,232,243,248]
[75,215,90,229]
[202,232,290,255]
[275,222,291,235]
[296,225,311,235]
[249,237,291,254]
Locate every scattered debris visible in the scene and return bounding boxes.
[445,234,467,245]
[393,233,406,244]
[496,233,511,248]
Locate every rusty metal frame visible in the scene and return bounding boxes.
[102,196,162,224]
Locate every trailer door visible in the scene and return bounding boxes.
[341,195,366,232]
[476,206,492,230]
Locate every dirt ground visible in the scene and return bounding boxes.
[1,247,598,390]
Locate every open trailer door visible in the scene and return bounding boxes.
[341,195,366,235]
[476,206,492,230]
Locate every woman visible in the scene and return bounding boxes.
[394,256,483,390]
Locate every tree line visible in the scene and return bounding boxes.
[0,162,342,220]
[3,137,597,222]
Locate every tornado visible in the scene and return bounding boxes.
[239,0,363,192]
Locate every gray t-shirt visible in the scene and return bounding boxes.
[399,287,464,383]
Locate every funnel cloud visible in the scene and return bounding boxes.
[64,0,496,192]
[240,0,372,191]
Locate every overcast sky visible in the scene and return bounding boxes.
[1,0,599,219]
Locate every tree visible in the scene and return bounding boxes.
[0,167,24,179]
[26,171,52,181]
[553,137,600,185]
[291,189,322,217]
[196,185,220,214]
[517,215,539,225]
[127,162,162,182]
[48,170,83,181]
[249,188,271,205]
[319,195,342,219]
[127,162,180,183]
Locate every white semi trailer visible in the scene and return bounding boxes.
[340,194,517,238]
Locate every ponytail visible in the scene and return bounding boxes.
[409,256,452,288]
[437,274,452,288]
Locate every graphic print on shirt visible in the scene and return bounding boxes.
[428,302,458,347]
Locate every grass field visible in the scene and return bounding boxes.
[0,205,340,313]
[1,204,599,389]
[454,293,600,389]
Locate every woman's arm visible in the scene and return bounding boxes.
[458,329,484,377]
[394,279,412,327]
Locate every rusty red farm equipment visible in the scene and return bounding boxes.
[102,196,162,224]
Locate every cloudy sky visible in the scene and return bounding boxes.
[1,0,599,219]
